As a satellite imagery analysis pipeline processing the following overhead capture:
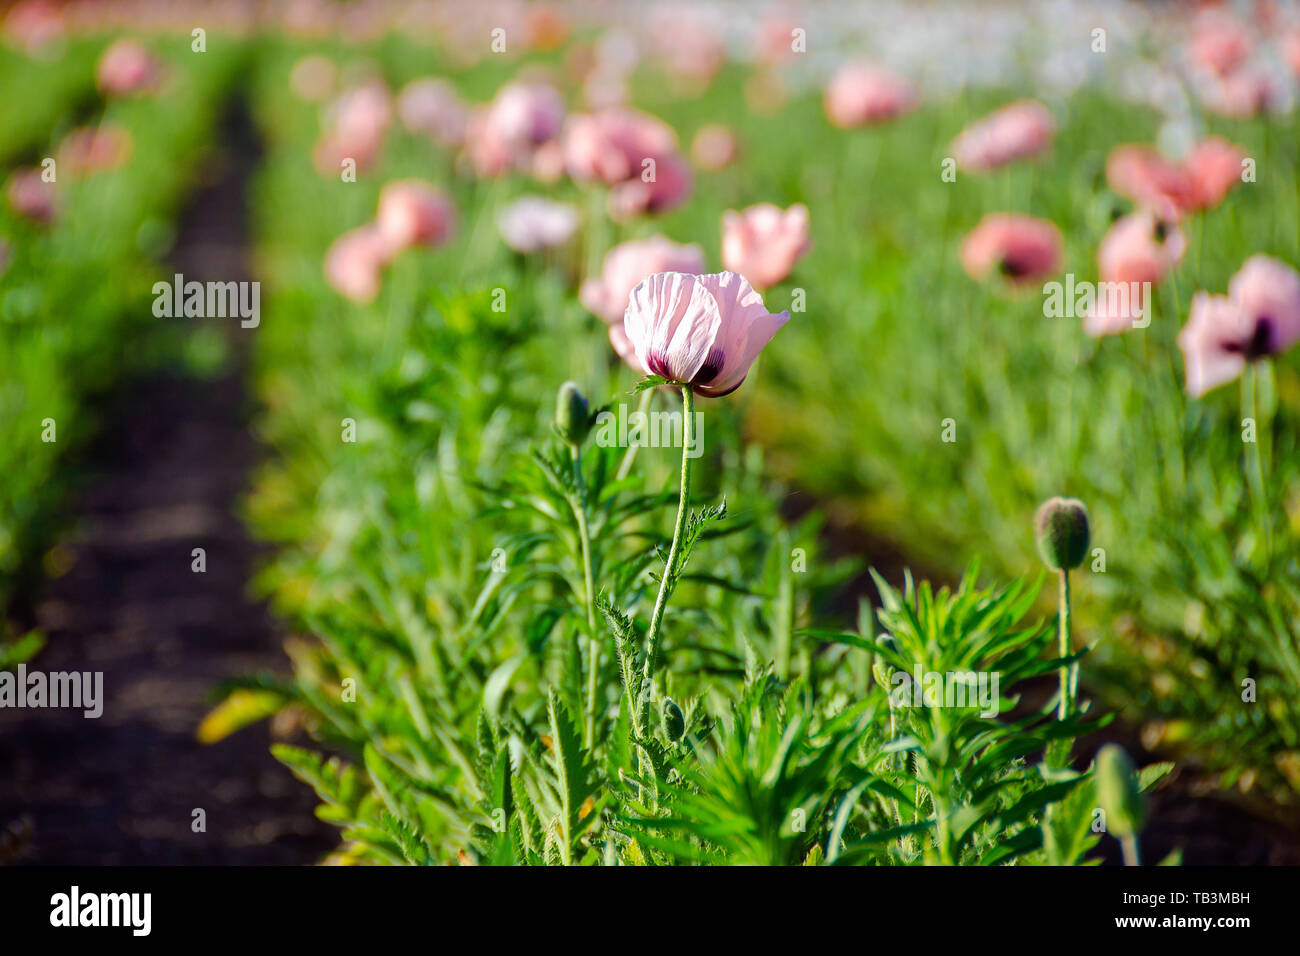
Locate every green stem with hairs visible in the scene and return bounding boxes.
[568,446,600,748]
[1244,362,1271,561]
[1057,569,1074,722]
[642,385,695,685]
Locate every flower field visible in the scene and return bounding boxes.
[2,0,1300,879]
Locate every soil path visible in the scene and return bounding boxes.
[0,101,334,864]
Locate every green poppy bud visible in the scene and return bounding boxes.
[1095,744,1145,838]
[661,698,686,742]
[555,381,590,446]
[1034,497,1090,571]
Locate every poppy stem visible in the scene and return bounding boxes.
[1057,568,1073,722]
[568,445,600,749]
[642,385,695,685]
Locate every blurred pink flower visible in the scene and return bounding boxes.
[96,39,162,97]
[496,196,579,253]
[466,81,566,178]
[824,62,915,129]
[7,168,57,223]
[397,78,468,146]
[650,12,724,85]
[951,100,1053,172]
[1179,293,1254,397]
[375,180,457,253]
[624,271,790,397]
[721,202,810,290]
[1084,212,1185,336]
[324,225,393,304]
[289,55,337,103]
[58,125,132,176]
[315,81,393,176]
[564,108,679,184]
[1198,65,1279,118]
[607,151,693,220]
[5,0,64,56]
[1188,9,1252,77]
[580,236,706,325]
[960,214,1062,286]
[690,124,739,171]
[1177,256,1300,396]
[1106,145,1194,221]
[1228,254,1300,351]
[1107,139,1248,218]
[1184,137,1247,210]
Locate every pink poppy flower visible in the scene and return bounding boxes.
[324,225,393,304]
[563,108,680,185]
[397,78,468,146]
[58,125,132,176]
[315,81,392,176]
[607,151,693,220]
[1178,294,1254,397]
[951,100,1053,172]
[1227,254,1300,353]
[824,62,915,129]
[4,0,64,56]
[496,196,579,253]
[1106,145,1194,221]
[1084,212,1186,336]
[623,271,790,397]
[1177,256,1300,396]
[466,81,565,178]
[1184,137,1247,210]
[690,124,739,171]
[96,39,162,97]
[580,236,706,325]
[375,180,456,253]
[1188,10,1252,77]
[6,168,57,223]
[959,214,1063,286]
[721,202,811,290]
[289,55,337,103]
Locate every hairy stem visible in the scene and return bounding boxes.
[568,446,599,748]
[1057,569,1073,722]
[642,385,695,684]
[1244,362,1271,561]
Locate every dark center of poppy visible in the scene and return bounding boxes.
[999,257,1029,279]
[1220,316,1275,360]
[691,348,726,385]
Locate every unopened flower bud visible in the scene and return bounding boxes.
[661,697,686,741]
[555,381,590,446]
[1095,744,1145,838]
[1034,496,1090,571]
